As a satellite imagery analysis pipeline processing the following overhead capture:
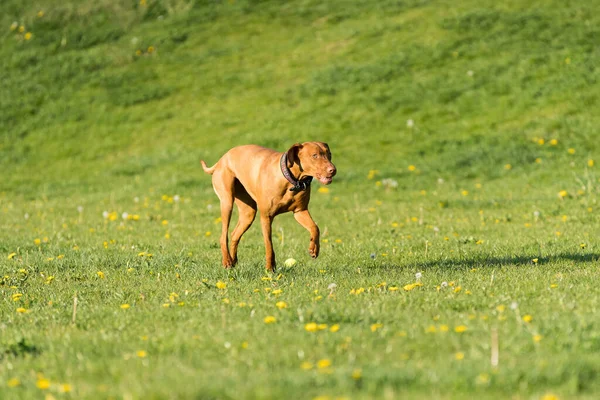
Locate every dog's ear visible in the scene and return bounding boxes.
[286,143,303,168]
[319,142,332,159]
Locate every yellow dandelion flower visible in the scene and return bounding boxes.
[352,369,362,380]
[24,32,32,40]
[10,22,18,31]
[568,148,575,154]
[161,219,168,226]
[558,190,568,198]
[330,324,340,332]
[550,283,558,288]
[148,46,155,53]
[549,139,558,145]
[136,350,147,358]
[275,301,287,309]
[7,252,17,260]
[535,158,542,164]
[370,323,383,332]
[318,187,330,193]
[16,307,28,313]
[537,138,545,145]
[272,289,283,295]
[34,238,41,245]
[533,334,543,342]
[59,384,72,393]
[216,281,227,289]
[317,359,331,369]
[476,373,490,385]
[36,378,51,389]
[12,293,22,301]
[388,286,399,291]
[541,394,558,400]
[97,271,105,279]
[37,11,44,17]
[439,324,449,332]
[120,304,130,310]
[403,282,422,291]
[455,352,465,360]
[523,315,533,323]
[300,361,313,370]
[305,322,318,332]
[7,378,20,387]
[18,25,25,33]
[496,305,505,312]
[454,325,468,333]
[504,164,512,170]
[264,316,276,324]
[461,190,469,196]
[408,165,416,171]
[426,325,437,333]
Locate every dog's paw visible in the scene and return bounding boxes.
[309,242,320,258]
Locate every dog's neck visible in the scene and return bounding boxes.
[280,153,312,192]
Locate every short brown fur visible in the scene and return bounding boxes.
[201,142,336,271]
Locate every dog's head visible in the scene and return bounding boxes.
[286,142,336,185]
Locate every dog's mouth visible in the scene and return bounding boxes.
[317,175,334,185]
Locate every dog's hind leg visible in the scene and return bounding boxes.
[212,168,236,268]
[229,181,257,266]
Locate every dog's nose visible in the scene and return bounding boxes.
[328,165,337,176]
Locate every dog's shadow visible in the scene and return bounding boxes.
[409,252,600,271]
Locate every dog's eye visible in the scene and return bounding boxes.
[312,154,318,159]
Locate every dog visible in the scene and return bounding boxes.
[201,142,336,271]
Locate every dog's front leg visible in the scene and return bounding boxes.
[294,210,320,258]
[259,212,276,271]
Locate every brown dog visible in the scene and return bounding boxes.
[201,142,336,271]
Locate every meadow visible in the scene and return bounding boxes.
[1,0,600,399]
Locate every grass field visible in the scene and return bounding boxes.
[2,0,600,399]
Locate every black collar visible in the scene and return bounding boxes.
[280,153,313,192]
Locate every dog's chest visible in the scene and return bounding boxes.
[271,189,310,215]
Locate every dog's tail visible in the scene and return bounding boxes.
[200,160,216,175]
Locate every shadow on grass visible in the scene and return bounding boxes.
[410,252,600,270]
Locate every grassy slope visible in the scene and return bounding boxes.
[1,0,600,399]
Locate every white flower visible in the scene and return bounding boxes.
[382,178,398,188]
[134,197,140,203]
[441,281,448,287]
[406,119,414,128]
[510,301,518,310]
[467,70,474,77]
[77,206,84,213]
[224,342,231,349]
[122,212,129,220]
[437,178,445,184]
[24,213,29,220]
[415,272,422,280]
[174,195,180,202]
[102,211,109,219]
[433,226,440,232]
[327,283,337,290]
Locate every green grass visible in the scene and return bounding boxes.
[2,0,600,398]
